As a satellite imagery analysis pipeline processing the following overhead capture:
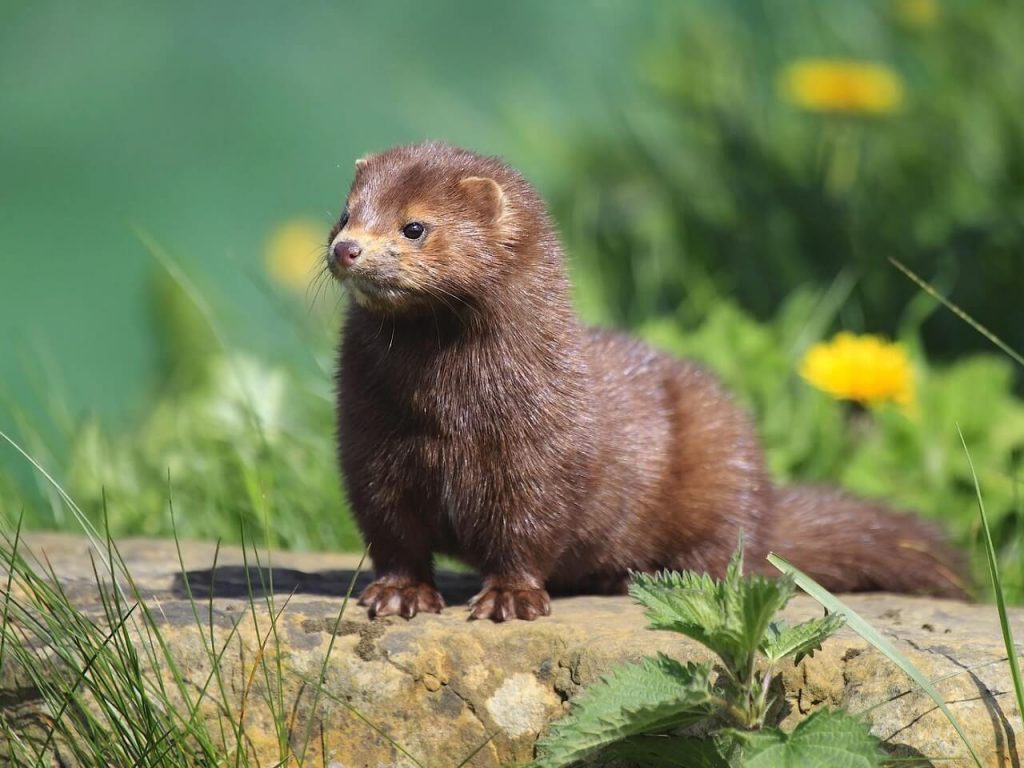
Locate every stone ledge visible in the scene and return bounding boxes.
[3,533,1022,766]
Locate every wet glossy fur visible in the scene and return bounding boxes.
[328,142,966,621]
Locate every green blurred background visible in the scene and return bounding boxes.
[2,0,1023,597]
[1,0,641,424]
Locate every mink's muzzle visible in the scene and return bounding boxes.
[327,235,428,311]
[331,239,362,268]
[326,237,364,280]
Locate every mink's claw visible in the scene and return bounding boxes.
[358,579,444,619]
[468,585,551,622]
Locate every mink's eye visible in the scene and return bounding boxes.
[328,209,350,245]
[402,222,425,240]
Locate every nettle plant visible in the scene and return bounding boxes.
[532,545,883,767]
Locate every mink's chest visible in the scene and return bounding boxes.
[344,335,544,481]
[373,373,544,554]
[338,319,586,545]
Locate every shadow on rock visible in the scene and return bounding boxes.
[171,566,483,606]
[882,744,936,767]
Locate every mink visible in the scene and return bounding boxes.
[325,141,967,622]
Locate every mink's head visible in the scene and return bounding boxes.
[326,142,550,313]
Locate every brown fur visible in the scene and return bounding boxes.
[327,141,967,622]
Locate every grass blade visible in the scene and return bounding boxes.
[454,731,498,768]
[310,682,427,768]
[0,428,107,559]
[767,552,984,768]
[957,426,1024,733]
[889,258,1024,369]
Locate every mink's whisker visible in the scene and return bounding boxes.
[411,277,472,331]
[430,283,478,318]
[419,285,462,328]
[307,266,334,313]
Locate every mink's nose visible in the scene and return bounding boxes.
[331,240,362,268]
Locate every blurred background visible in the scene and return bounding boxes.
[2,1,1022,596]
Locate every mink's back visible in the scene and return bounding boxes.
[547,327,773,591]
[563,328,965,597]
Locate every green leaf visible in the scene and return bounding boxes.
[732,709,883,767]
[724,542,746,592]
[630,569,726,650]
[604,735,732,767]
[532,654,714,768]
[767,552,984,768]
[629,565,794,675]
[760,614,845,666]
[736,576,794,666]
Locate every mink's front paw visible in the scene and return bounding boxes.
[468,582,551,622]
[358,578,445,619]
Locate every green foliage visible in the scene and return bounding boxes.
[532,543,879,768]
[729,709,884,768]
[604,735,734,767]
[532,656,713,768]
[629,549,792,677]
[555,0,1024,360]
[54,351,358,550]
[760,614,845,667]
[0,265,359,552]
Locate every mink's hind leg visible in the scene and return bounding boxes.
[548,570,630,596]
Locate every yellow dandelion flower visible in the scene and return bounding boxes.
[800,332,915,408]
[779,59,905,115]
[895,0,939,28]
[264,218,327,291]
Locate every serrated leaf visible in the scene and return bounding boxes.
[629,566,795,675]
[630,570,725,648]
[732,709,883,768]
[760,613,845,665]
[724,543,745,592]
[736,575,794,666]
[532,654,714,768]
[604,734,732,767]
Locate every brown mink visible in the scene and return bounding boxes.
[326,141,966,622]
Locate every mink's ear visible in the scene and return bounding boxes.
[459,176,505,224]
[354,154,374,171]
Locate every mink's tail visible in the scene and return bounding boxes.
[764,485,970,599]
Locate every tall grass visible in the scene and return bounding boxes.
[0,435,371,766]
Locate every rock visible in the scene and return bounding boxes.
[2,533,1021,766]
